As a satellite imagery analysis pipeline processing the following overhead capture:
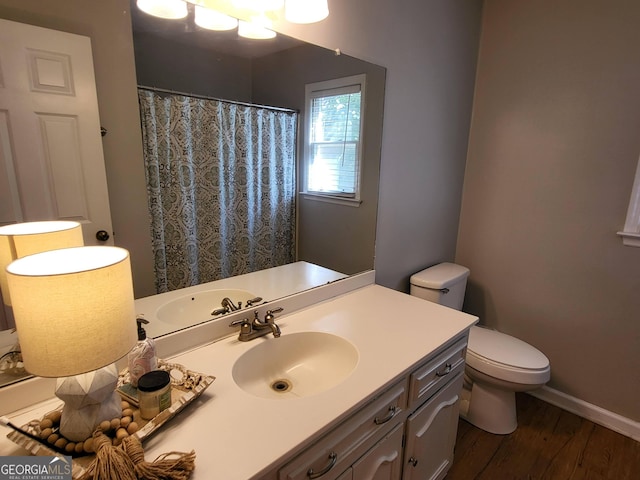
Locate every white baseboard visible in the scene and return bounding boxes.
[528,386,640,442]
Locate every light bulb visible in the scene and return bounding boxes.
[285,0,328,24]
[137,0,188,20]
[195,6,239,31]
[238,17,276,39]
[232,0,284,11]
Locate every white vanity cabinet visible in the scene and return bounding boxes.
[402,337,467,480]
[403,373,464,480]
[278,381,407,480]
[276,334,468,480]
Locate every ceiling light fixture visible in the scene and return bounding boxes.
[238,16,276,39]
[195,5,239,30]
[285,0,329,24]
[232,0,284,11]
[137,0,188,19]
[137,0,330,40]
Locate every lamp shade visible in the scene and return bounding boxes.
[0,221,84,306]
[6,246,138,377]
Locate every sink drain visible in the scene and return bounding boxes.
[271,379,292,393]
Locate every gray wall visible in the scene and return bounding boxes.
[271,1,483,291]
[457,0,640,421]
[134,32,253,102]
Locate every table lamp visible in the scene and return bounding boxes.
[6,246,138,442]
[0,221,84,307]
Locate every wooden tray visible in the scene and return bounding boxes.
[6,360,215,479]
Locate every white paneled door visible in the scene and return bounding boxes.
[0,18,113,245]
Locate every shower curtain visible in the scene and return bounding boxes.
[138,89,297,293]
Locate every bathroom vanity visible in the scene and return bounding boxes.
[0,272,477,480]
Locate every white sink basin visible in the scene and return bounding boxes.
[156,289,258,326]
[232,332,359,399]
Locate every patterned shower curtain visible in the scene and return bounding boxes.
[138,89,297,293]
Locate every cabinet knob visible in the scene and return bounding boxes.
[408,456,419,467]
[307,452,337,479]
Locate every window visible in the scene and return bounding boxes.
[303,74,366,205]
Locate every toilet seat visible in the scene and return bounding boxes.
[466,326,550,384]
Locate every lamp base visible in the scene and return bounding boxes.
[55,364,122,442]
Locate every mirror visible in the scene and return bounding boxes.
[129,6,384,291]
[129,2,384,335]
[0,2,385,388]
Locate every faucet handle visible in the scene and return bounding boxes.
[230,317,255,340]
[229,318,250,328]
[265,307,284,322]
[246,296,263,307]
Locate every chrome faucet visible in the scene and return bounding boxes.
[222,297,241,311]
[229,308,283,341]
[211,296,264,316]
[212,298,240,316]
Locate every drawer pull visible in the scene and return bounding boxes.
[307,452,337,479]
[374,405,398,425]
[436,363,452,377]
[408,456,419,467]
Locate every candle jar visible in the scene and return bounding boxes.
[138,370,171,420]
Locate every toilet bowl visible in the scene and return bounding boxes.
[460,325,550,434]
[410,263,551,435]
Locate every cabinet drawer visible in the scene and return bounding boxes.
[408,337,466,407]
[279,381,407,480]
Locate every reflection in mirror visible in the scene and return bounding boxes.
[130,0,385,289]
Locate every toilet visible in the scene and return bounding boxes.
[410,263,550,435]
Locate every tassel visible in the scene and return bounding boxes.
[79,431,137,480]
[121,435,196,480]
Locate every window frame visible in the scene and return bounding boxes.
[618,155,640,247]
[301,74,366,207]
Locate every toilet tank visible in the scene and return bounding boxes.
[410,262,470,310]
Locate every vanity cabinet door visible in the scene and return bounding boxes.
[336,469,352,480]
[352,423,403,480]
[402,373,463,480]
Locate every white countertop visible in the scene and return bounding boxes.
[0,283,476,479]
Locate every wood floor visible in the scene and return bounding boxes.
[445,393,640,480]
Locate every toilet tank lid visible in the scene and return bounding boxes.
[410,262,470,289]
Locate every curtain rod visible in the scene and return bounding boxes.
[137,85,298,114]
